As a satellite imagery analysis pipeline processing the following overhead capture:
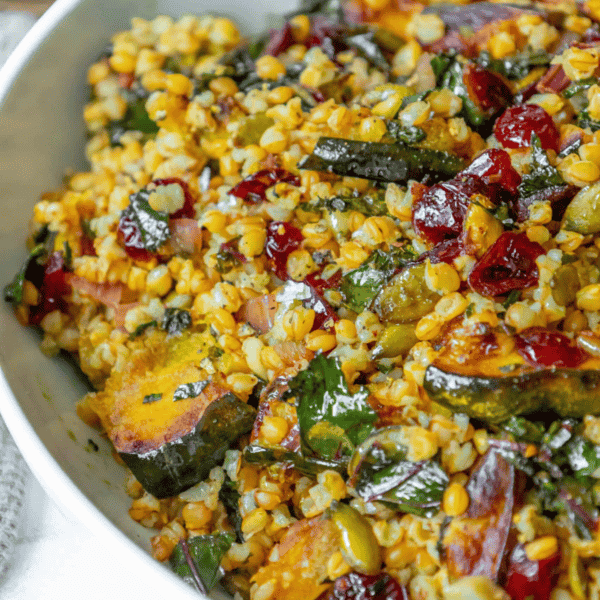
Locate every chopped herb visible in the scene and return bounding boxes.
[129,320,157,340]
[86,439,99,452]
[143,393,162,404]
[561,253,578,265]
[478,49,550,80]
[309,191,388,217]
[563,77,597,99]
[340,246,417,312]
[386,122,426,145]
[173,380,209,402]
[431,53,455,83]
[346,31,389,71]
[558,136,582,159]
[208,346,224,359]
[502,290,521,310]
[577,108,600,132]
[63,241,73,270]
[170,533,235,593]
[399,91,428,110]
[108,97,159,146]
[518,134,564,198]
[218,476,244,543]
[286,354,377,459]
[161,308,192,335]
[465,303,475,318]
[299,137,465,184]
[120,188,170,253]
[4,244,46,304]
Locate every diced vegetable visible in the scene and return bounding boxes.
[563,181,600,234]
[299,137,465,184]
[85,331,256,497]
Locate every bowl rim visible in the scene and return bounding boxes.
[0,1,205,597]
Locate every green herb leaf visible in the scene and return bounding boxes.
[170,533,235,593]
[346,31,389,71]
[4,246,43,304]
[308,191,388,217]
[340,246,417,312]
[564,77,597,99]
[143,393,162,404]
[286,354,377,457]
[577,108,600,132]
[478,49,550,80]
[122,189,170,252]
[218,476,244,543]
[162,308,192,335]
[386,122,426,145]
[500,415,545,442]
[173,380,209,402]
[108,97,159,146]
[129,320,157,340]
[518,133,564,198]
[502,290,521,310]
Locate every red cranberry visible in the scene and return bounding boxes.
[464,64,512,115]
[317,572,408,600]
[304,269,342,330]
[412,175,488,244]
[263,22,295,56]
[494,104,559,152]
[265,221,303,280]
[504,544,561,600]
[229,169,300,204]
[29,252,71,325]
[461,149,521,196]
[515,327,588,369]
[117,211,153,262]
[418,238,463,265]
[468,232,545,297]
[153,178,195,219]
[80,234,96,256]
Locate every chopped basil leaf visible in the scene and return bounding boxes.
[129,320,157,340]
[478,49,550,80]
[286,354,377,458]
[4,244,47,304]
[518,134,564,198]
[307,191,388,217]
[501,290,521,310]
[563,77,597,99]
[386,122,426,145]
[121,189,170,252]
[341,246,416,312]
[577,108,600,132]
[143,393,162,404]
[162,308,192,335]
[108,97,159,146]
[170,533,234,593]
[218,476,244,543]
[173,380,209,402]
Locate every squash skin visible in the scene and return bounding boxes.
[121,392,255,498]
[424,364,600,423]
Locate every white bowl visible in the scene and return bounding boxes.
[0,0,295,596]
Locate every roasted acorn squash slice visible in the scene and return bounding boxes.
[423,321,600,423]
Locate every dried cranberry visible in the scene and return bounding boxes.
[229,169,300,204]
[304,17,347,56]
[80,234,96,256]
[494,105,559,152]
[304,269,342,330]
[461,149,521,196]
[29,252,71,325]
[263,22,295,56]
[504,544,560,600]
[464,64,512,115]
[412,175,488,245]
[515,327,588,369]
[265,221,303,280]
[220,238,247,265]
[468,232,544,297]
[317,572,408,600]
[153,178,195,219]
[418,238,463,265]
[117,211,153,262]
[118,72,135,89]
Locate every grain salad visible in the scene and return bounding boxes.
[11,0,600,598]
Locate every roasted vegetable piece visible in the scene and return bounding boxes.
[374,263,442,324]
[85,331,256,497]
[563,181,600,234]
[423,322,600,423]
[299,137,465,184]
[250,517,338,600]
[444,449,515,580]
[372,323,419,358]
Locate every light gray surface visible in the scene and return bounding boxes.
[0,0,294,596]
